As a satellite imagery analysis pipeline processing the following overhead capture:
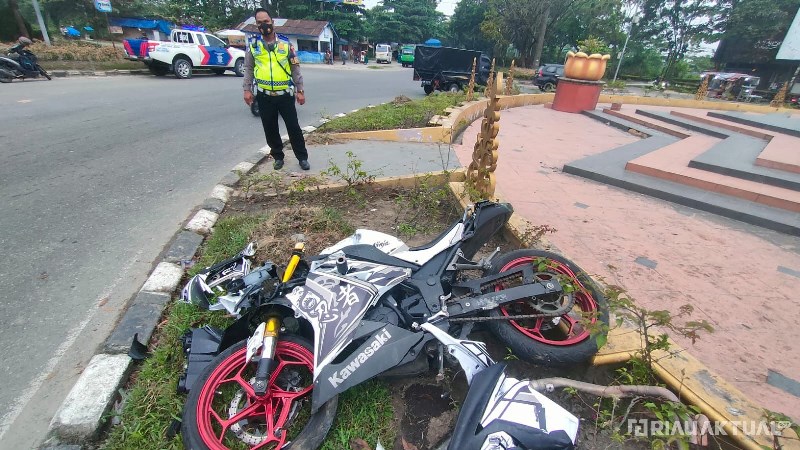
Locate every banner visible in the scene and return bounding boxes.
[343,0,364,5]
[94,0,112,13]
[108,26,123,34]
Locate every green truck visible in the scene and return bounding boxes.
[399,44,416,67]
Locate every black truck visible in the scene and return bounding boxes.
[413,46,491,94]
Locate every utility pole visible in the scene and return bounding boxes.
[31,0,52,45]
[613,16,638,82]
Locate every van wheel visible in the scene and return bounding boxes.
[173,57,192,79]
[424,85,434,95]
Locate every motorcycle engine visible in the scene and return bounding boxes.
[364,303,400,327]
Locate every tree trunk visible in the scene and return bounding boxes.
[9,0,30,38]
[531,2,550,69]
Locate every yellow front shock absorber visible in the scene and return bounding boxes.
[253,316,281,396]
[282,242,305,282]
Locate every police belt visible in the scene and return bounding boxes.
[256,87,291,96]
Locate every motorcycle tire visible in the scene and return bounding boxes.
[0,68,12,83]
[182,335,337,450]
[485,249,609,366]
[37,65,51,80]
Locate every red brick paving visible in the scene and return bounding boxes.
[452,104,800,420]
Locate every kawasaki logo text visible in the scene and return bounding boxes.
[328,328,391,388]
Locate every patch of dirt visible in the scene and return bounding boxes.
[392,95,413,105]
[304,132,348,146]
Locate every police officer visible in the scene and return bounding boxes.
[243,7,310,170]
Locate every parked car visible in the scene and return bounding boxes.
[535,63,564,92]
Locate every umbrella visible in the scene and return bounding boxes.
[424,38,441,47]
[66,26,81,37]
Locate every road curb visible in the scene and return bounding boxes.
[42,155,264,446]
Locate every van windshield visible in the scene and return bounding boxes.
[377,45,390,52]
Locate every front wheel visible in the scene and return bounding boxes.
[448,83,461,93]
[182,335,338,450]
[485,249,609,366]
[37,65,51,80]
[423,84,434,95]
[542,82,556,92]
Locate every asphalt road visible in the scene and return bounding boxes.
[0,63,424,449]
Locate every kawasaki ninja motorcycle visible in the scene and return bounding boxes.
[180,200,607,449]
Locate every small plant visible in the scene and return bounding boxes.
[605,80,626,93]
[519,223,557,247]
[577,36,610,55]
[238,170,285,199]
[321,151,379,205]
[286,175,325,205]
[396,223,419,237]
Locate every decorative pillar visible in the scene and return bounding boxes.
[466,59,501,199]
[552,51,609,113]
[695,75,710,101]
[467,57,477,102]
[771,82,789,108]
[504,59,516,96]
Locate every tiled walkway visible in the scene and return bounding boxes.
[452,104,800,420]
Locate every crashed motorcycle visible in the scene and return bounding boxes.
[179,200,608,449]
[0,37,51,83]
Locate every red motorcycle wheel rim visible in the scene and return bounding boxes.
[196,341,314,449]
[498,257,599,346]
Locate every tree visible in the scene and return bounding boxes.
[366,0,445,44]
[450,0,493,52]
[9,0,30,38]
[714,0,800,64]
[638,0,730,80]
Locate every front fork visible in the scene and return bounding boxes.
[247,242,305,397]
[248,316,281,397]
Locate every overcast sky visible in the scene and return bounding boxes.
[362,0,459,17]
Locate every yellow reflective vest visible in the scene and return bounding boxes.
[251,38,292,91]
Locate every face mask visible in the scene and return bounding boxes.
[259,23,273,36]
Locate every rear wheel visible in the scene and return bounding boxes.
[423,84,434,95]
[0,67,12,83]
[485,249,608,366]
[448,83,461,93]
[234,58,245,77]
[182,335,337,450]
[542,82,556,92]
[173,57,192,79]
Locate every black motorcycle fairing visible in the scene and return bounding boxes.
[312,320,423,412]
[339,244,419,269]
[448,363,574,450]
[460,201,514,260]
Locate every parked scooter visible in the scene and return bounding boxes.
[0,37,51,83]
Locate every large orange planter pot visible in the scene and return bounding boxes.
[564,51,611,81]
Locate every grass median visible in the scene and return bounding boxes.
[316,92,465,133]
